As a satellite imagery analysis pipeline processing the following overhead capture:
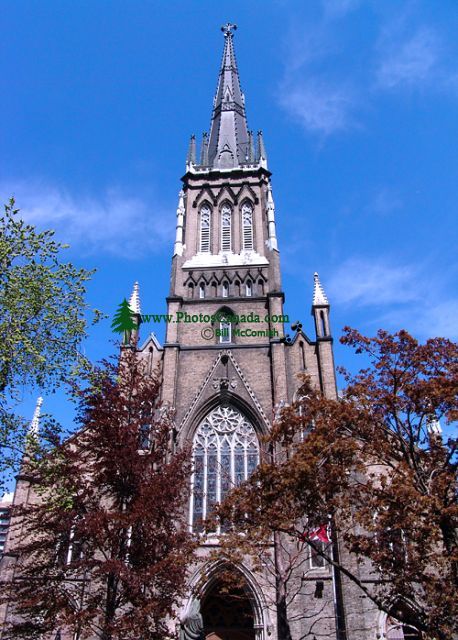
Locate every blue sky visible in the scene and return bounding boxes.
[1,0,457,433]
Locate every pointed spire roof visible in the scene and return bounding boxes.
[28,396,42,440]
[207,23,250,169]
[312,272,329,306]
[128,281,141,315]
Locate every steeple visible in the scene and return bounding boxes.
[207,23,250,169]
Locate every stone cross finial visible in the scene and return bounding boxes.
[221,22,237,37]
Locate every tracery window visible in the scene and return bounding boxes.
[190,406,259,533]
[242,202,253,250]
[199,205,211,253]
[221,204,232,252]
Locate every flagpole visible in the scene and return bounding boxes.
[329,517,348,640]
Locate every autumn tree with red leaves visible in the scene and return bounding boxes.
[218,329,457,640]
[1,349,196,640]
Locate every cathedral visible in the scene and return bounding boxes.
[0,24,414,640]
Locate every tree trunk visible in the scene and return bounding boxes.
[276,588,293,640]
[274,531,293,640]
[102,572,119,640]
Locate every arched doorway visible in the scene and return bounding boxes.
[201,578,256,640]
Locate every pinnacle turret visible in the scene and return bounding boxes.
[311,273,331,340]
[28,396,43,441]
[257,130,268,168]
[186,135,196,165]
[312,272,329,307]
[128,281,141,315]
[173,190,185,256]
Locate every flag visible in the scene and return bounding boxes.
[303,524,331,544]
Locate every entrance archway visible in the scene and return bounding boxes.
[201,578,256,640]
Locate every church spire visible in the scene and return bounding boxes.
[207,23,250,169]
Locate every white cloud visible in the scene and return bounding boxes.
[278,22,358,136]
[327,257,458,339]
[409,300,458,340]
[376,27,440,89]
[279,80,356,135]
[1,181,175,257]
[279,12,458,138]
[328,258,420,306]
[379,300,458,341]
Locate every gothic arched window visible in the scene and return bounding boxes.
[241,202,254,250]
[221,204,232,252]
[199,205,211,253]
[300,341,306,370]
[190,406,259,533]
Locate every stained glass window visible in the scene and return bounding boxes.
[190,405,259,533]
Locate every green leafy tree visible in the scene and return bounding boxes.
[0,197,100,491]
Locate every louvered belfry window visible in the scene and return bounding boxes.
[199,205,211,253]
[242,202,253,250]
[221,204,232,252]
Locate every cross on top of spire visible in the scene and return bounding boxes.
[221,23,237,37]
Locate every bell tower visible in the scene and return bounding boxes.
[161,23,290,417]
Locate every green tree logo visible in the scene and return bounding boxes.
[111,299,137,343]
